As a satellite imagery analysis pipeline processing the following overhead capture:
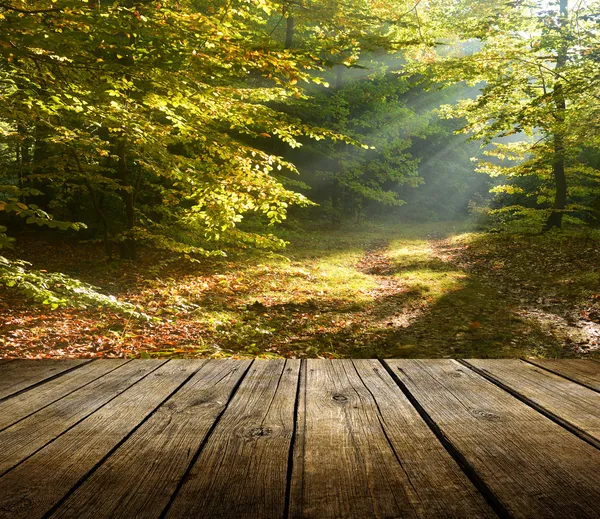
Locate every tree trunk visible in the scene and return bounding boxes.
[28,123,52,209]
[71,148,114,258]
[544,129,567,230]
[17,125,30,187]
[330,179,342,227]
[284,14,295,49]
[117,139,137,260]
[329,66,345,227]
[544,0,568,231]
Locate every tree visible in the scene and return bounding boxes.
[0,0,352,261]
[261,1,440,224]
[283,60,432,224]
[419,0,600,230]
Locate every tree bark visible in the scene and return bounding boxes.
[284,13,295,49]
[71,149,114,258]
[545,128,567,230]
[117,139,137,260]
[17,125,30,186]
[544,0,568,231]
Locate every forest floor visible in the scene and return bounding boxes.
[2,220,600,359]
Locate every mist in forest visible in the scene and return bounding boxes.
[275,52,499,227]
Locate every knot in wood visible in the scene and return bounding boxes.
[248,426,273,438]
[332,394,348,402]
[470,408,501,421]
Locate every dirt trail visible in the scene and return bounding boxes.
[355,234,600,358]
[355,240,429,331]
[3,222,600,359]
[432,235,600,356]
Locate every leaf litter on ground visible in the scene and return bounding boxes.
[1,221,599,360]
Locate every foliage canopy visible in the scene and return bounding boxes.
[2,0,600,314]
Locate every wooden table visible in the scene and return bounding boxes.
[0,358,599,518]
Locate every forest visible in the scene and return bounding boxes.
[1,0,599,359]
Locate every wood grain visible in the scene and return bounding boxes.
[0,360,90,400]
[0,360,201,519]
[51,359,250,519]
[465,359,600,446]
[0,359,153,475]
[0,360,126,431]
[165,359,299,519]
[290,359,493,519]
[386,359,600,519]
[353,360,494,517]
[527,359,600,392]
[3,359,600,519]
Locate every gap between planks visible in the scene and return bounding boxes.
[377,360,510,519]
[1,360,497,519]
[384,359,600,518]
[0,359,94,402]
[0,360,203,519]
[460,359,600,451]
[0,360,134,432]
[0,360,167,479]
[523,358,600,393]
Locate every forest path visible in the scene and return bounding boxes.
[355,238,428,330]
[432,233,600,358]
[350,230,600,359]
[2,222,600,359]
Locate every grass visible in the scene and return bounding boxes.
[1,219,600,359]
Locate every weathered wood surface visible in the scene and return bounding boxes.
[0,359,89,400]
[1,358,600,519]
[52,360,249,519]
[290,359,494,519]
[0,360,125,431]
[0,359,144,475]
[0,361,196,519]
[385,359,600,518]
[465,359,600,447]
[528,359,600,392]
[165,359,299,519]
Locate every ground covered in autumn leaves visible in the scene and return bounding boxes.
[2,220,600,359]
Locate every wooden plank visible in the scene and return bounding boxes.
[165,359,299,519]
[289,360,493,519]
[290,359,494,519]
[386,359,600,519]
[527,359,600,392]
[466,359,600,447]
[0,359,160,475]
[0,360,127,431]
[0,360,202,519]
[292,358,412,519]
[353,360,494,517]
[50,360,251,519]
[0,360,90,400]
